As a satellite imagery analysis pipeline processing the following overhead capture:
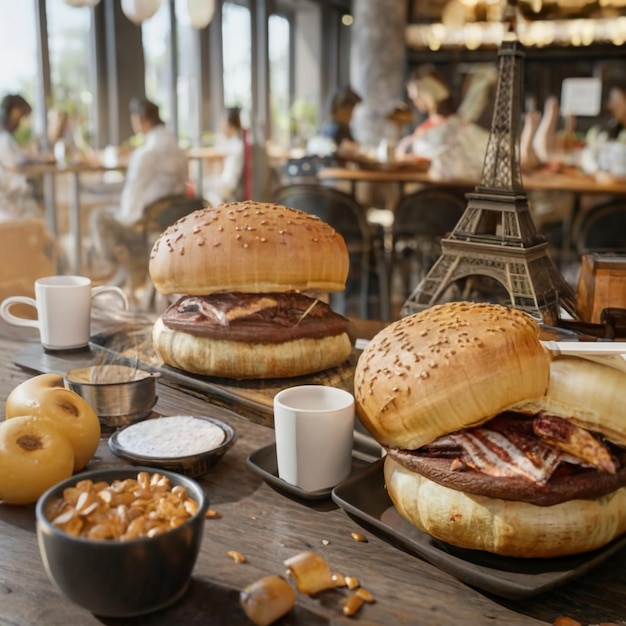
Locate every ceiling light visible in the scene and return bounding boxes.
[187,0,216,29]
[121,0,162,25]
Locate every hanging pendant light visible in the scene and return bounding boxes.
[121,0,162,25]
[187,0,216,29]
[64,0,101,6]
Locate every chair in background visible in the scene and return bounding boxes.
[391,188,466,304]
[575,199,626,256]
[280,155,340,185]
[272,183,389,320]
[114,194,209,310]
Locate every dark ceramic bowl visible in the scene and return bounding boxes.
[36,466,209,618]
[108,415,238,477]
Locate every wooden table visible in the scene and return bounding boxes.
[318,164,626,272]
[19,160,128,274]
[317,164,626,197]
[186,147,227,199]
[1,325,626,624]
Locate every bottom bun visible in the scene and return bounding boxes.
[384,455,626,558]
[152,317,352,379]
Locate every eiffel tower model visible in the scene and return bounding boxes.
[402,35,578,326]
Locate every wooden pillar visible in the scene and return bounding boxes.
[206,3,224,134]
[102,0,145,145]
[34,0,56,238]
[250,0,271,201]
[350,0,407,148]
[166,0,179,137]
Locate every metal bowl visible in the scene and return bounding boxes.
[64,364,159,430]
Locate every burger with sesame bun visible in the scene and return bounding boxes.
[354,301,626,558]
[149,201,352,379]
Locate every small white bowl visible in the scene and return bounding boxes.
[108,415,237,477]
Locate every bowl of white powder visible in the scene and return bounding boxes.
[108,414,237,476]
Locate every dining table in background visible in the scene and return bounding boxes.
[317,163,626,269]
[317,162,626,200]
[0,317,626,625]
[316,163,473,199]
[19,159,128,275]
[20,147,230,277]
[185,146,227,200]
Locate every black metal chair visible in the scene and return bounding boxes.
[272,183,389,320]
[140,194,208,244]
[391,188,466,301]
[118,194,210,310]
[575,199,626,256]
[281,155,340,185]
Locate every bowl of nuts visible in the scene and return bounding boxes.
[35,467,209,617]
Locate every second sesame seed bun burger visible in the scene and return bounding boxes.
[148,201,352,379]
[354,301,626,558]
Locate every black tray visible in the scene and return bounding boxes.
[246,443,372,501]
[331,459,626,599]
[11,330,362,428]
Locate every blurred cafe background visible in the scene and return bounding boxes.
[1,0,626,324]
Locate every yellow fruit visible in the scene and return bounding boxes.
[0,415,74,505]
[5,374,101,470]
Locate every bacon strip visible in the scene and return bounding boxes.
[177,296,228,325]
[448,429,561,485]
[533,413,617,474]
[434,413,617,485]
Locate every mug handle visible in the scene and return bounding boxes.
[0,296,40,329]
[91,286,130,311]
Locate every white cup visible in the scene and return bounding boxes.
[273,385,355,492]
[0,275,129,351]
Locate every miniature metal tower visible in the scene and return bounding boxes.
[402,36,577,325]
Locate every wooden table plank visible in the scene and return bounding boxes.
[317,165,626,196]
[0,329,625,624]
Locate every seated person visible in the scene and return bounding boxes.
[203,106,245,206]
[395,65,455,161]
[47,108,94,166]
[395,66,489,182]
[581,82,626,177]
[0,94,42,221]
[307,85,362,158]
[456,64,498,130]
[601,82,626,140]
[89,97,188,283]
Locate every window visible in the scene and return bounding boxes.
[143,2,172,122]
[269,13,291,147]
[143,0,207,143]
[222,2,251,118]
[0,0,39,142]
[46,0,96,148]
[175,0,199,145]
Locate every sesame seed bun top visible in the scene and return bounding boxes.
[354,301,551,450]
[148,201,349,295]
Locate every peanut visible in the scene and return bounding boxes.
[46,472,198,541]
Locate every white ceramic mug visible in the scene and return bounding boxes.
[0,275,129,351]
[273,385,354,492]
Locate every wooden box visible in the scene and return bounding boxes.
[577,253,626,323]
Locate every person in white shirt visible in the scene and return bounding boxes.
[90,97,188,281]
[0,94,42,221]
[203,107,245,205]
